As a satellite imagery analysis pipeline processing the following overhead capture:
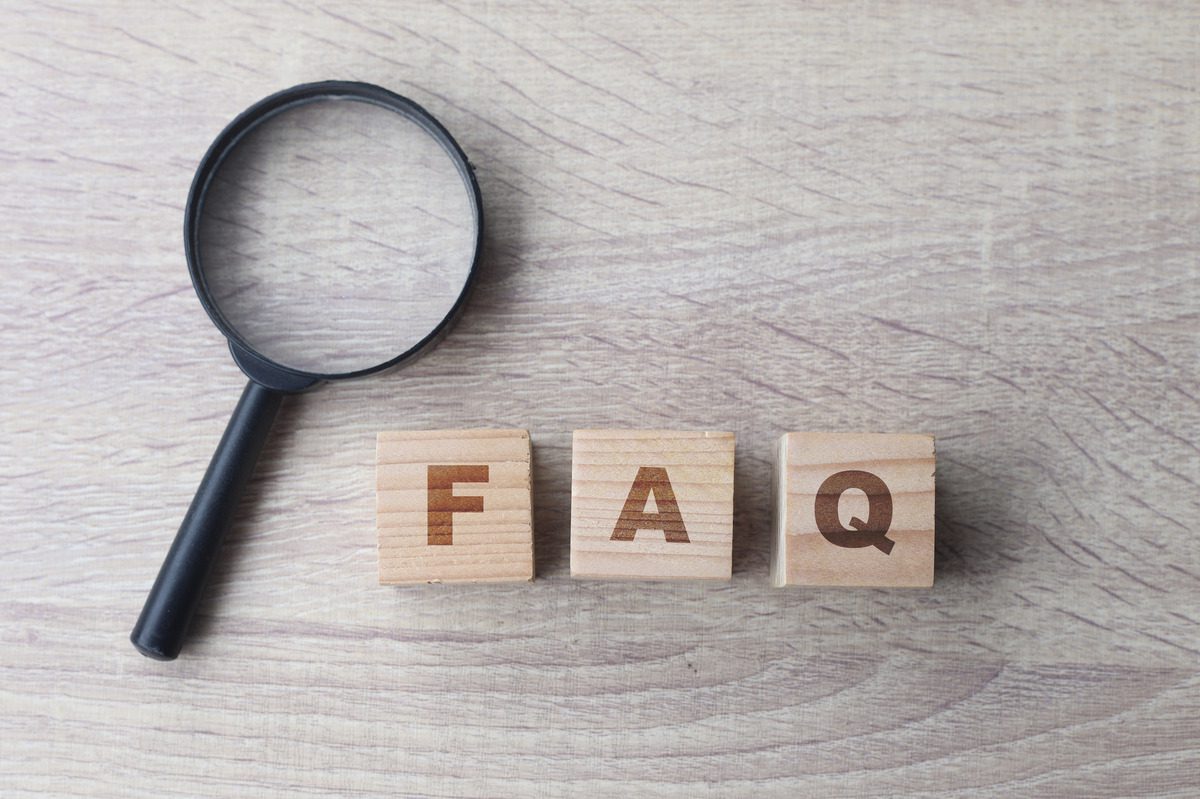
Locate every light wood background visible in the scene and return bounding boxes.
[2,2,1198,796]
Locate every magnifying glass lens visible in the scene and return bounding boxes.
[196,97,477,375]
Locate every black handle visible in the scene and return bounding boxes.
[131,380,284,660]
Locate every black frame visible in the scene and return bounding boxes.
[184,80,484,383]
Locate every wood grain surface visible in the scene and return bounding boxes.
[1,2,1198,796]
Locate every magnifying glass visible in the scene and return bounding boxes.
[131,82,482,660]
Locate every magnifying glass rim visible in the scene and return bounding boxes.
[183,80,483,382]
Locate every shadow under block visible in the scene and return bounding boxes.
[570,430,736,581]
[377,429,534,584]
[771,432,935,588]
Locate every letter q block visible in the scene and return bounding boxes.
[771,432,935,588]
[571,430,736,581]
[377,429,534,584]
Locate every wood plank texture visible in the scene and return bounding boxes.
[771,432,936,587]
[377,429,534,584]
[1,1,1198,797]
[571,429,735,580]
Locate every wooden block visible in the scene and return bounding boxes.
[771,432,935,588]
[377,429,533,584]
[570,430,735,581]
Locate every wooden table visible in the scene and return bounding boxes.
[3,2,1197,796]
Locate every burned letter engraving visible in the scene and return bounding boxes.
[611,466,690,543]
[427,464,489,546]
[814,469,894,554]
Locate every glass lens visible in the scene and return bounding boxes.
[195,96,477,375]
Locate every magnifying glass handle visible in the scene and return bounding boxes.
[131,380,283,660]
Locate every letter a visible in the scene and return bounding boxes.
[427,465,489,545]
[611,466,690,543]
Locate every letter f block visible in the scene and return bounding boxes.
[377,430,534,584]
[570,430,736,581]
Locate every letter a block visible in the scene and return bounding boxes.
[771,432,935,588]
[377,429,534,584]
[570,430,736,581]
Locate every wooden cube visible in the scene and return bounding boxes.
[771,432,935,587]
[377,429,534,584]
[570,430,735,581]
